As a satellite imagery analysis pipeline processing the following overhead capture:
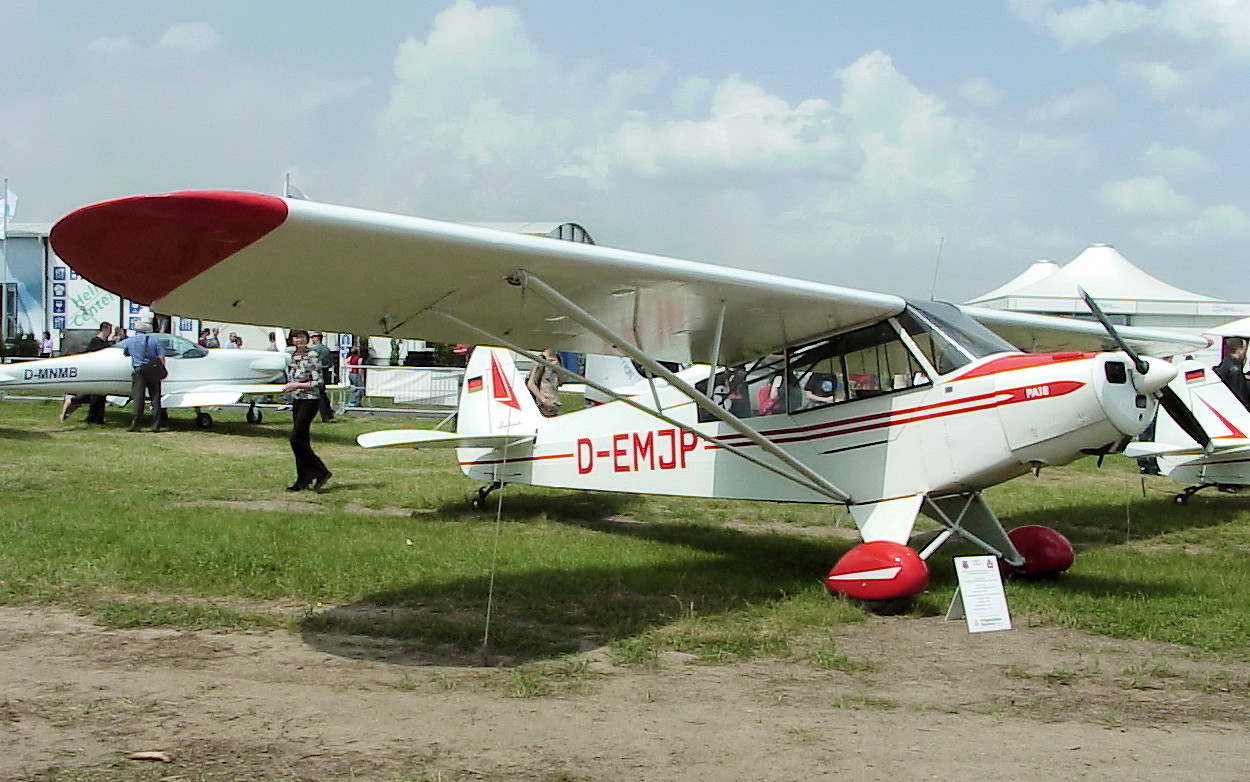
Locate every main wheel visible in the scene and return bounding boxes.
[246,408,262,424]
[195,412,213,429]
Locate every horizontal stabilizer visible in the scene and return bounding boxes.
[1124,442,1208,458]
[357,429,535,450]
[1127,441,1250,460]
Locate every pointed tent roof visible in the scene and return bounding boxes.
[1001,244,1215,302]
[967,259,1060,303]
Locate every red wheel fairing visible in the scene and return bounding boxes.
[825,541,929,601]
[1006,525,1074,575]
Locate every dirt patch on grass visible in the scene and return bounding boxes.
[3,605,1247,781]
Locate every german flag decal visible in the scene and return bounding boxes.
[466,376,484,393]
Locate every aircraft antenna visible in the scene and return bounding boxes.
[929,236,945,301]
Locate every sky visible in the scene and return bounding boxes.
[2,0,1249,303]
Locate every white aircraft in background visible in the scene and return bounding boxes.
[1126,357,1250,505]
[0,332,288,427]
[49,191,1209,605]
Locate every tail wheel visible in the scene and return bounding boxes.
[1005,525,1074,576]
[825,541,928,602]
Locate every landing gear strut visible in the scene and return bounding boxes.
[1173,483,1217,505]
[470,481,504,510]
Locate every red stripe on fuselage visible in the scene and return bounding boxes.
[948,352,1094,381]
[49,191,289,305]
[710,380,1085,449]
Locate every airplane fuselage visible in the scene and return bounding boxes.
[456,349,1149,507]
[0,336,286,398]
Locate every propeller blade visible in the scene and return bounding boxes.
[1158,385,1212,450]
[1078,287,1149,375]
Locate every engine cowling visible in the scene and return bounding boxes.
[825,541,929,601]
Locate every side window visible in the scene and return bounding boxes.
[696,321,931,422]
[787,321,929,413]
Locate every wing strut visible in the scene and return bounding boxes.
[504,269,853,503]
[429,307,847,502]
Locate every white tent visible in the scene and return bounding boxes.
[969,244,1221,314]
[969,259,1060,303]
[970,244,1250,362]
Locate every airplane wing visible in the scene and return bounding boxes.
[960,305,1210,356]
[160,383,286,409]
[50,192,905,367]
[357,429,536,450]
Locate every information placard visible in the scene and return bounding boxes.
[947,555,1012,633]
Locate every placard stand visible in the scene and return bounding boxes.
[945,555,1012,633]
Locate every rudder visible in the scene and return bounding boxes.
[458,347,543,435]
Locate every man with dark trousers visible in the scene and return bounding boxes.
[121,320,166,432]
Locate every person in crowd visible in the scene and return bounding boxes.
[1213,337,1250,410]
[1211,338,1249,492]
[267,331,280,351]
[282,329,331,492]
[39,331,54,358]
[526,347,562,416]
[346,346,366,407]
[224,332,241,348]
[307,332,335,422]
[58,321,113,424]
[121,320,166,432]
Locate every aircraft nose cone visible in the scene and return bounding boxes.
[1136,355,1177,395]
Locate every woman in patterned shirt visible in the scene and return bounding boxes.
[282,329,332,491]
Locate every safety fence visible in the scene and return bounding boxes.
[352,365,465,409]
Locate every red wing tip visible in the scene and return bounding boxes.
[50,191,289,305]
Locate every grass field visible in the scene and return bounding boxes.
[1,396,1248,663]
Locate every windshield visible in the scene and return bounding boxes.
[904,300,1016,371]
[154,333,207,359]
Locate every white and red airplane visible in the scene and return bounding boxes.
[49,191,1209,603]
[0,332,288,427]
[1126,357,1250,505]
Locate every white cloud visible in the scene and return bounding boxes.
[1027,87,1112,125]
[958,76,1005,106]
[378,0,549,162]
[157,23,221,55]
[1141,143,1212,177]
[1099,175,1195,218]
[1022,1,1250,59]
[87,36,137,57]
[1123,59,1188,97]
[1044,1,1155,48]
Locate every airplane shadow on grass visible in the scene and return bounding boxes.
[301,490,855,667]
[300,492,1239,666]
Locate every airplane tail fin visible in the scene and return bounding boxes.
[457,347,544,435]
[1155,359,1250,447]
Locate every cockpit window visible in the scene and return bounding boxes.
[698,319,933,421]
[154,333,207,359]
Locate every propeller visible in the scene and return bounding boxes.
[1079,287,1212,451]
